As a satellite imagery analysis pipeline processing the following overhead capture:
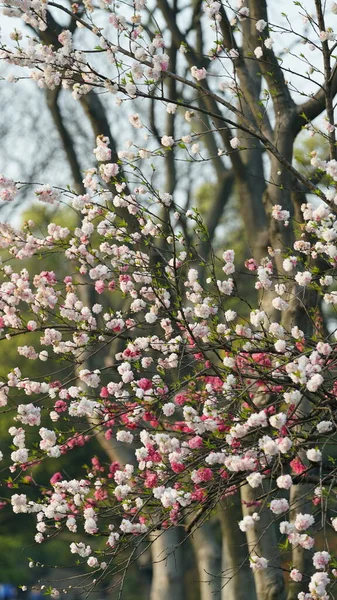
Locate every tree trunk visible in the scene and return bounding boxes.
[286,486,314,600]
[219,497,257,600]
[150,528,185,600]
[191,519,222,600]
[241,486,286,600]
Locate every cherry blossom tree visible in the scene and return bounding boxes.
[2,2,337,600]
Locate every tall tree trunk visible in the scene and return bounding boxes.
[287,483,313,600]
[241,486,286,600]
[219,498,257,600]
[150,529,185,600]
[191,519,222,600]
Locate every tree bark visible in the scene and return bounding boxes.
[150,528,185,600]
[241,486,286,600]
[191,519,222,600]
[287,484,313,600]
[219,498,256,600]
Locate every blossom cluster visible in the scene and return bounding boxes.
[2,1,337,598]
[0,137,336,598]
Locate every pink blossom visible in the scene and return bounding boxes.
[250,555,268,571]
[294,513,315,531]
[276,475,293,489]
[290,569,302,582]
[188,436,203,449]
[190,66,207,81]
[312,551,330,570]
[161,135,174,147]
[270,498,289,515]
[290,457,306,475]
[95,280,105,294]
